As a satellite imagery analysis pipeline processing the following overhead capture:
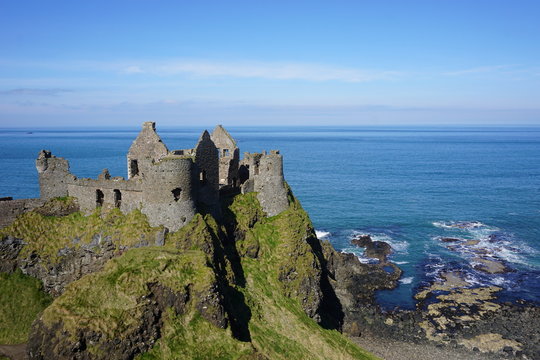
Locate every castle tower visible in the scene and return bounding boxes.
[35,150,72,200]
[194,130,220,218]
[210,125,240,187]
[127,122,168,179]
[240,151,288,217]
[140,157,197,232]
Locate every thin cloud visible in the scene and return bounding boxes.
[122,60,402,83]
[0,88,72,96]
[443,65,513,76]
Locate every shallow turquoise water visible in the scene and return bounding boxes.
[1,126,539,308]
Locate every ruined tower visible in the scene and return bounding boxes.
[127,121,168,179]
[211,125,240,187]
[36,150,72,200]
[194,130,220,219]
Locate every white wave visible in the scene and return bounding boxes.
[394,261,409,265]
[339,248,380,264]
[370,234,409,253]
[491,276,510,286]
[399,276,414,284]
[346,230,410,254]
[315,230,330,239]
[432,220,489,230]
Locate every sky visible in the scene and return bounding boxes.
[0,0,539,127]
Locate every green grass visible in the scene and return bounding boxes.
[41,247,214,340]
[22,193,378,359]
[0,202,163,265]
[0,270,52,344]
[136,309,254,360]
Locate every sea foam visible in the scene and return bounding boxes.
[315,230,330,239]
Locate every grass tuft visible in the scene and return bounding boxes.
[0,270,52,344]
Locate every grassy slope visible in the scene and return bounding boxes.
[2,194,378,359]
[0,271,52,344]
[230,193,376,360]
[139,193,378,360]
[0,202,163,265]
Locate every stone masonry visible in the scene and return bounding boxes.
[2,122,290,231]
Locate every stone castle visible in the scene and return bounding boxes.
[33,122,289,231]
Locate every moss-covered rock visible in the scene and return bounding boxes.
[0,203,165,295]
[28,247,227,360]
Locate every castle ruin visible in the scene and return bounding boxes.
[32,122,289,231]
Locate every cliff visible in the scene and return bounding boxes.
[0,186,401,359]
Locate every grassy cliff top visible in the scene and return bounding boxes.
[0,202,163,265]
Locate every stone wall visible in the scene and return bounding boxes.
[127,122,169,179]
[241,151,288,217]
[67,178,143,215]
[254,151,289,217]
[36,150,73,200]
[211,125,239,187]
[194,131,220,218]
[141,158,197,231]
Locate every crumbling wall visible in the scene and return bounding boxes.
[211,125,239,187]
[254,151,289,216]
[67,177,142,215]
[36,150,73,200]
[127,122,169,179]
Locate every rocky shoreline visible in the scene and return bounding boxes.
[345,233,540,359]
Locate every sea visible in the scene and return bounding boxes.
[1,126,539,310]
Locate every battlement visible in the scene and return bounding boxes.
[30,122,289,231]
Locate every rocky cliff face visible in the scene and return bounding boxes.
[1,190,384,359]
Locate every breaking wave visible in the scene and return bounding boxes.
[399,276,414,284]
[315,230,331,239]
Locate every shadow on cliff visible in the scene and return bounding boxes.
[198,194,252,342]
[306,226,345,331]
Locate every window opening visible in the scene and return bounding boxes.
[129,159,139,177]
[113,189,122,208]
[172,188,182,201]
[96,189,104,207]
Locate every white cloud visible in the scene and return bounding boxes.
[123,65,144,74]
[443,65,513,76]
[122,60,401,83]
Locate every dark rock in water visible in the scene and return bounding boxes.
[364,241,392,262]
[351,234,372,247]
[351,234,392,262]
[439,237,462,243]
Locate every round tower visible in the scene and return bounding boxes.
[141,157,197,231]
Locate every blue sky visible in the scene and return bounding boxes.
[0,0,539,127]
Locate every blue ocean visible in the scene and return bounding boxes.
[1,126,539,309]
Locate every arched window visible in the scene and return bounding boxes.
[96,189,104,207]
[113,189,122,208]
